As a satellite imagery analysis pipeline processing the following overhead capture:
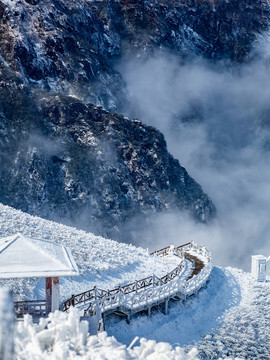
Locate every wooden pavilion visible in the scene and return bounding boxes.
[0,233,79,316]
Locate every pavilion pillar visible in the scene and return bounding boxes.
[46,277,60,314]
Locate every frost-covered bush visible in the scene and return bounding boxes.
[14,308,200,360]
[0,288,14,360]
[15,309,88,359]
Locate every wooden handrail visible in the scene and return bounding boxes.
[15,300,46,304]
[176,241,192,249]
[150,245,171,256]
[82,263,184,314]
[150,242,192,256]
[61,242,195,312]
[14,299,47,316]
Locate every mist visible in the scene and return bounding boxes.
[117,48,270,271]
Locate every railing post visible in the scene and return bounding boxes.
[164,299,168,315]
[168,245,175,256]
[59,302,63,311]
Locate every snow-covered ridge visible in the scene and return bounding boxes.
[0,203,180,301]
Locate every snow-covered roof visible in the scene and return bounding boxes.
[0,233,79,279]
[251,255,267,260]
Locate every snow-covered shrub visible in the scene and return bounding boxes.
[0,288,14,360]
[14,308,199,360]
[15,308,88,359]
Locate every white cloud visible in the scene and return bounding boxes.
[118,49,270,270]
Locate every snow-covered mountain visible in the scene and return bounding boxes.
[1,0,270,356]
[2,0,269,241]
[0,83,215,240]
[0,0,268,107]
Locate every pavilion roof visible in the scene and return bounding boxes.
[0,233,79,279]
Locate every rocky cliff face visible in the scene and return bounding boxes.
[1,0,267,240]
[0,70,215,239]
[0,0,268,109]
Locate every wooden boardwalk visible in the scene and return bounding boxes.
[185,253,205,280]
[61,242,212,324]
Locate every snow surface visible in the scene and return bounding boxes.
[105,266,236,347]
[106,267,270,358]
[13,267,270,359]
[195,268,270,359]
[1,203,269,358]
[0,203,179,301]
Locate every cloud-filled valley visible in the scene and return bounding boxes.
[118,43,270,270]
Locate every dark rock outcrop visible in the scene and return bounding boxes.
[0,0,268,109]
[2,0,267,239]
[0,71,215,238]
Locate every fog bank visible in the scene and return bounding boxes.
[118,49,270,270]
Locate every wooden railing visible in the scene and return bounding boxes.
[62,263,185,311]
[14,300,47,316]
[150,242,192,257]
[83,252,211,316]
[62,289,96,310]
[13,242,211,319]
[62,241,196,312]
[82,262,185,315]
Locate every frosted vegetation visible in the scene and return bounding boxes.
[0,203,179,301]
[1,203,269,359]
[12,267,270,359]
[15,309,199,360]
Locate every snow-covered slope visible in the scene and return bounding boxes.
[1,203,269,359]
[13,267,270,359]
[0,202,179,301]
[196,268,270,359]
[106,267,270,358]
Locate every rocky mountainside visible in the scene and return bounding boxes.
[0,0,269,109]
[1,0,268,240]
[0,68,215,239]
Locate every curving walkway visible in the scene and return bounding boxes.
[61,242,212,322]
